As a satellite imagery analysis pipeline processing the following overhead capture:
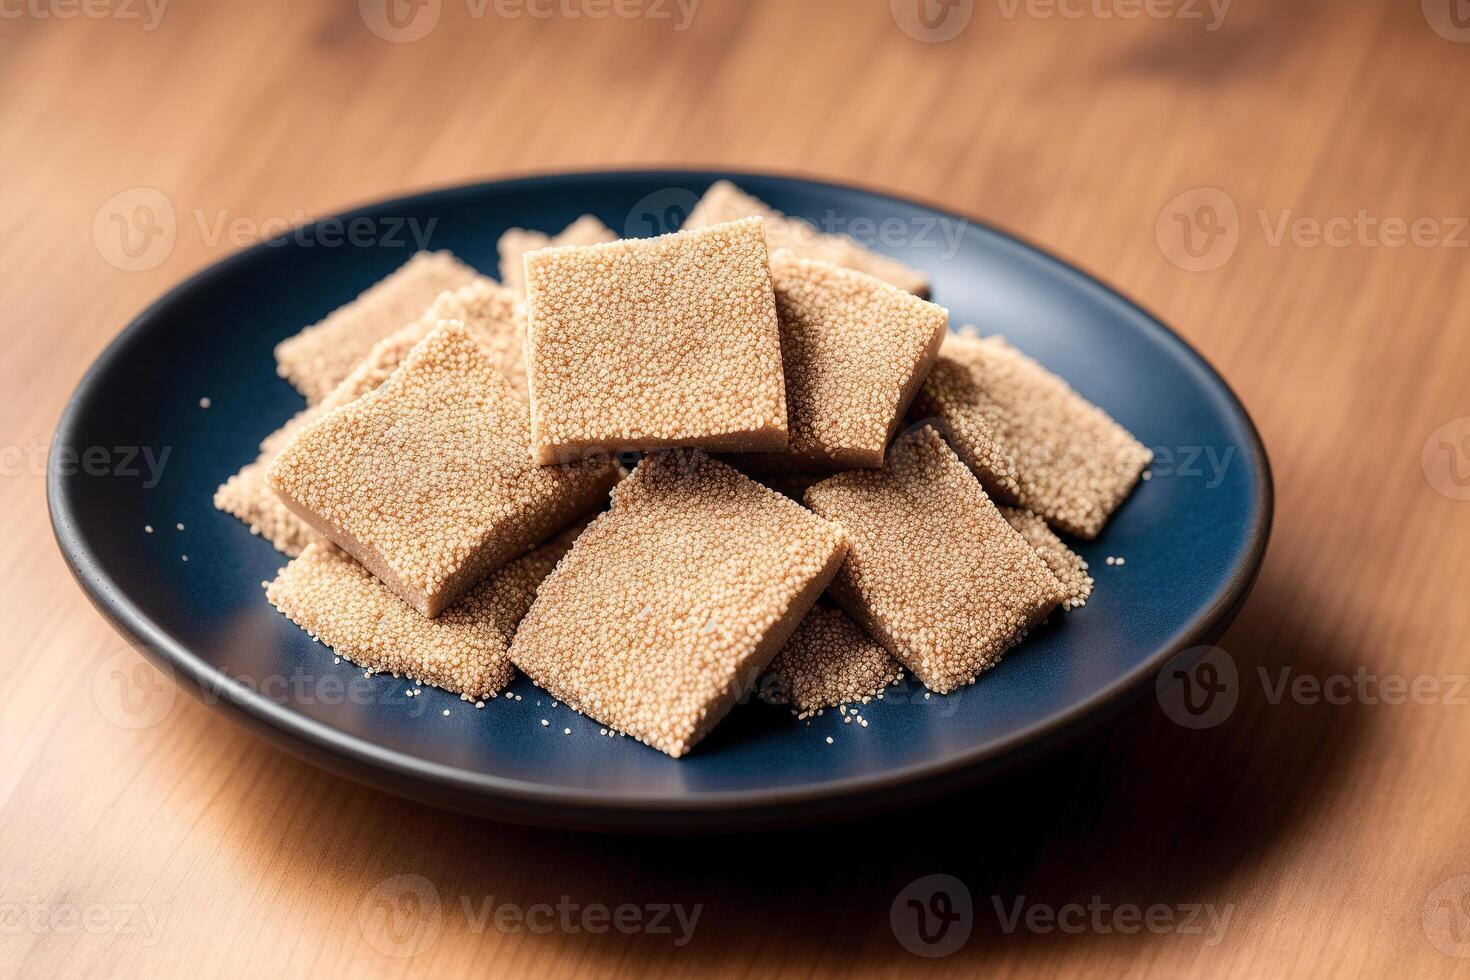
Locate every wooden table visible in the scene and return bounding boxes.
[4,0,1469,975]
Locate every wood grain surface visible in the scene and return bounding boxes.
[4,0,1470,976]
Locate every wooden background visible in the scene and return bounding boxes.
[4,0,1470,975]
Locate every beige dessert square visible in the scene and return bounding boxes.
[267,321,617,617]
[329,279,529,405]
[217,283,528,557]
[266,525,583,699]
[498,215,616,293]
[523,217,788,463]
[684,180,931,296]
[739,253,947,471]
[999,506,1094,611]
[914,332,1152,538]
[274,251,484,403]
[508,451,848,757]
[760,605,904,715]
[804,426,1065,694]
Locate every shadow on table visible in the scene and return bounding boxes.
[231,585,1371,970]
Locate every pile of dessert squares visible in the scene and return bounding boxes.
[216,181,1152,758]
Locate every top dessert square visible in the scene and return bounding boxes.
[267,321,617,618]
[522,217,789,464]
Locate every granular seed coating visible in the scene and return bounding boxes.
[804,425,1065,694]
[999,506,1094,611]
[266,526,583,699]
[683,180,930,297]
[267,321,618,617]
[760,605,903,713]
[914,332,1152,538]
[326,279,528,406]
[274,251,484,403]
[740,253,946,471]
[508,451,848,757]
[217,287,524,558]
[498,215,616,293]
[523,217,788,464]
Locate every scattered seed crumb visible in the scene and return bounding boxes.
[476,701,485,709]
[1116,557,1125,566]
[825,736,834,744]
[144,525,153,533]
[181,555,188,562]
[176,523,185,531]
[563,728,571,735]
[541,719,549,727]
[199,397,212,409]
[924,692,931,700]
[515,694,523,701]
[1142,471,1152,481]
[333,657,341,664]
[442,709,450,716]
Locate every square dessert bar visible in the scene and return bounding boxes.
[739,253,947,471]
[759,605,904,716]
[522,217,789,464]
[215,281,527,558]
[804,425,1065,694]
[267,321,617,617]
[274,251,484,403]
[914,332,1153,539]
[683,180,931,296]
[508,451,848,757]
[266,526,583,699]
[498,215,617,293]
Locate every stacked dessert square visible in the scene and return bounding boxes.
[218,182,1151,758]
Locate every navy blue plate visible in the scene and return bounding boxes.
[49,171,1271,831]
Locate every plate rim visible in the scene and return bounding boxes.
[48,168,1274,825]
